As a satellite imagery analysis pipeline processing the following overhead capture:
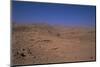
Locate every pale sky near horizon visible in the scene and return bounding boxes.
[12,1,96,28]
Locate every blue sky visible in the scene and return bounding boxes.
[12,1,96,27]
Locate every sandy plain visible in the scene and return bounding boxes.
[11,24,96,66]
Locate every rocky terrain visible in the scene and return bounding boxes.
[11,24,96,66]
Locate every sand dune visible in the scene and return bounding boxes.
[11,24,96,66]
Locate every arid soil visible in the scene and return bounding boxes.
[11,24,96,66]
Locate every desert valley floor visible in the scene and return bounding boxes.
[11,24,96,65]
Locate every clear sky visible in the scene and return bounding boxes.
[12,1,96,27]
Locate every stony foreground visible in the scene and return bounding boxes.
[11,24,96,65]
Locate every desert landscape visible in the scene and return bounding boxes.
[11,23,96,66]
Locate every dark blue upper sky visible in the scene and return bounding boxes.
[12,1,96,27]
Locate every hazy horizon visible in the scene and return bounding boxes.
[12,1,96,28]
